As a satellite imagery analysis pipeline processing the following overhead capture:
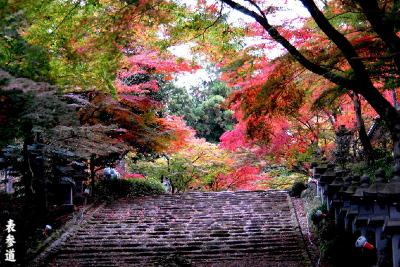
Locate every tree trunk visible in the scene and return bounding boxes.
[350,93,375,163]
[394,129,400,167]
[359,85,400,166]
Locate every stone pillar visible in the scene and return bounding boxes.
[391,235,400,267]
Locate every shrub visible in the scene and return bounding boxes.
[289,181,307,197]
[263,169,308,190]
[348,154,393,181]
[128,178,165,196]
[96,178,164,200]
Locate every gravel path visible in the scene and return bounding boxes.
[291,197,320,267]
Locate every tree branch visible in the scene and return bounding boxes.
[354,0,400,70]
[244,0,267,19]
[191,3,224,41]
[219,0,354,88]
[299,0,372,88]
[51,2,80,34]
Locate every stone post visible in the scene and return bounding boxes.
[342,175,360,232]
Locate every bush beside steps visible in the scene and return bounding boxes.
[96,178,164,200]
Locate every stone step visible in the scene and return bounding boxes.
[39,190,310,266]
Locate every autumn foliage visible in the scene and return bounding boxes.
[3,0,400,194]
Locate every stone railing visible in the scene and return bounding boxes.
[311,162,400,267]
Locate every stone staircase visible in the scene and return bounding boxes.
[36,191,310,267]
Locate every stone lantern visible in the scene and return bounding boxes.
[336,176,354,229]
[310,161,318,176]
[313,161,328,198]
[320,164,336,210]
[342,175,360,232]
[71,160,87,202]
[314,159,327,179]
[328,176,344,225]
[309,162,319,192]
[60,176,75,211]
[162,176,172,193]
[334,125,352,168]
